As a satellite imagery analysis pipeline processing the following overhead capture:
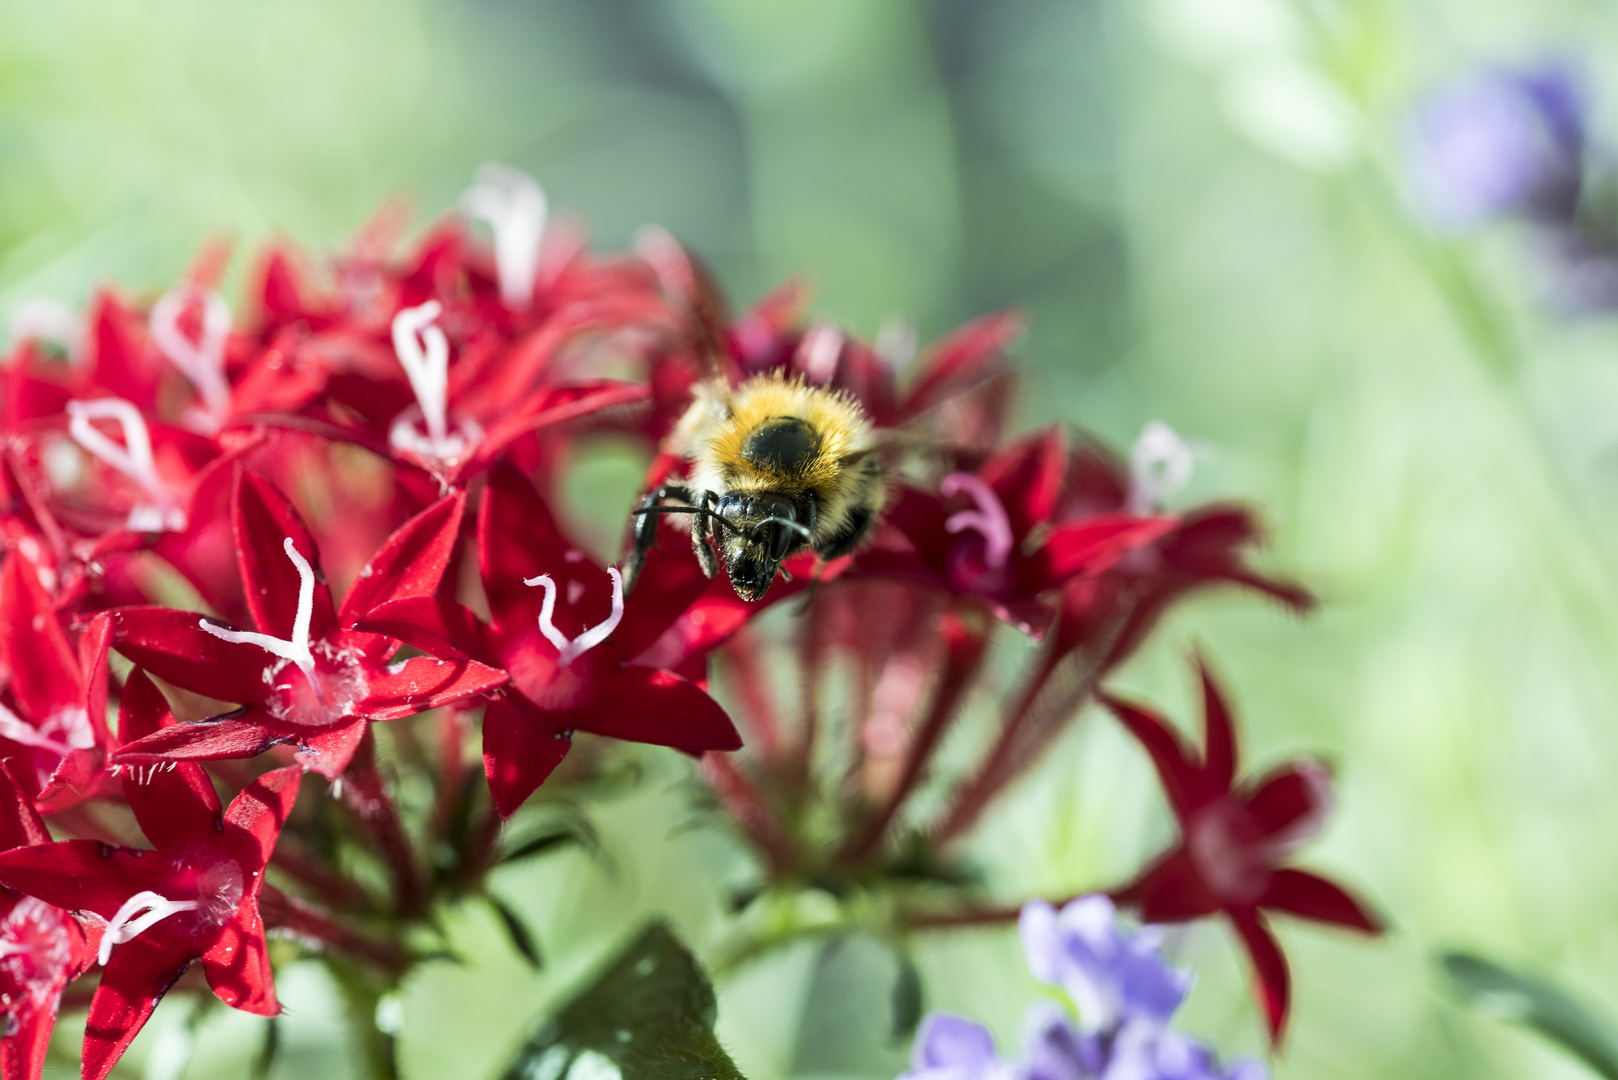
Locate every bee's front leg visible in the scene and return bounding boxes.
[692,489,720,580]
[625,483,703,593]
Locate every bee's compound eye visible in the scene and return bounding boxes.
[768,521,794,561]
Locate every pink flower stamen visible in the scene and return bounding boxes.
[798,325,843,384]
[97,891,201,966]
[941,472,1014,570]
[199,537,318,689]
[66,399,187,532]
[1128,420,1199,514]
[149,286,232,431]
[461,164,548,308]
[524,567,624,667]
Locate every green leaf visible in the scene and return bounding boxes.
[1442,951,1618,1079]
[501,921,746,1080]
[889,953,924,1043]
[498,815,600,865]
[488,894,545,970]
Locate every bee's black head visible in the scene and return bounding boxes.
[714,491,815,601]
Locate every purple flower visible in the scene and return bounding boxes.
[1020,1000,1104,1080]
[1405,61,1586,230]
[1020,896,1193,1031]
[1103,1024,1267,1080]
[901,1014,1017,1080]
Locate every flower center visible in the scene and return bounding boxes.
[66,398,188,532]
[199,537,319,692]
[941,472,1014,571]
[1187,798,1272,904]
[97,892,201,966]
[1126,421,1198,514]
[460,163,549,308]
[149,286,232,433]
[96,858,245,966]
[525,566,624,667]
[389,301,479,461]
[0,898,73,999]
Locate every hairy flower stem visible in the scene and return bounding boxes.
[702,754,799,876]
[719,624,783,762]
[327,957,401,1080]
[342,730,425,918]
[269,844,379,914]
[836,612,990,866]
[259,886,409,977]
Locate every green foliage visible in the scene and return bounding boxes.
[500,922,746,1080]
[1443,953,1618,1079]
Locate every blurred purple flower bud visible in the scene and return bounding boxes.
[1020,896,1193,1031]
[1406,61,1586,231]
[1103,1024,1268,1080]
[902,1013,1017,1080]
[1020,1000,1104,1080]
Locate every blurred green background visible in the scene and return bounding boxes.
[10,0,1618,1077]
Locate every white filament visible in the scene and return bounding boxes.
[941,472,1014,570]
[799,325,843,384]
[1127,421,1199,514]
[460,163,548,308]
[199,538,317,687]
[98,890,201,966]
[9,298,82,360]
[67,398,186,532]
[524,567,624,667]
[390,301,453,454]
[150,287,232,427]
[874,317,917,370]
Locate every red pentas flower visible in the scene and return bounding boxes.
[857,427,1176,635]
[359,460,758,817]
[0,672,300,1080]
[107,468,505,778]
[1102,657,1383,1043]
[0,762,97,1080]
[0,553,115,810]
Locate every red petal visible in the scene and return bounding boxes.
[0,762,49,850]
[1245,760,1333,843]
[113,711,295,768]
[572,666,741,754]
[1099,692,1203,821]
[905,310,1023,417]
[202,912,278,1015]
[1260,868,1383,934]
[980,427,1067,538]
[79,613,115,748]
[118,670,225,851]
[0,553,80,718]
[1113,848,1221,923]
[0,840,171,919]
[111,606,276,705]
[222,765,301,872]
[878,486,953,568]
[293,722,367,779]
[0,976,65,1080]
[481,694,572,818]
[1033,514,1177,584]
[233,469,337,643]
[82,934,196,1080]
[338,491,465,628]
[354,596,500,667]
[1229,906,1291,1046]
[1196,654,1237,794]
[357,656,507,722]
[460,381,652,481]
[479,460,573,629]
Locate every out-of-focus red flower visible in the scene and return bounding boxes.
[0,762,97,1080]
[108,469,504,778]
[1103,657,1382,1043]
[0,672,300,1080]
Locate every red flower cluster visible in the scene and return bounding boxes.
[0,166,1374,1076]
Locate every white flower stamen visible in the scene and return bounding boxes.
[941,472,1014,570]
[98,890,201,966]
[524,567,624,667]
[874,317,918,370]
[199,538,318,688]
[390,301,468,459]
[461,164,548,308]
[149,287,232,429]
[66,398,186,532]
[1128,420,1202,514]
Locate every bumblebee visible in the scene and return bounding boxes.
[625,371,886,601]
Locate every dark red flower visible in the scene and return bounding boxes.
[0,670,301,1080]
[857,428,1176,635]
[1103,657,1383,1043]
[358,460,758,817]
[0,761,97,1080]
[108,469,505,778]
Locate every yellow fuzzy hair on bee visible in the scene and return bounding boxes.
[696,372,870,493]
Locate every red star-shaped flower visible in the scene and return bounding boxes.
[1102,657,1383,1043]
[359,460,753,817]
[107,468,506,778]
[0,671,301,1080]
[0,761,98,1080]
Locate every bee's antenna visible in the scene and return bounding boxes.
[632,505,718,521]
[756,516,813,541]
